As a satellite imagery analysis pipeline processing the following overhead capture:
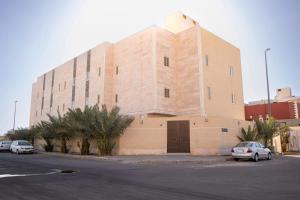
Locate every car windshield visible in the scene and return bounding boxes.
[236,142,253,147]
[18,141,31,146]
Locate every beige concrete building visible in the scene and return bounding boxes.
[30,12,248,155]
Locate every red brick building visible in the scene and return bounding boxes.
[245,101,300,120]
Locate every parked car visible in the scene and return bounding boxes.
[0,140,12,151]
[10,140,34,154]
[231,141,272,162]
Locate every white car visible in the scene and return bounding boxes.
[10,140,35,154]
[0,140,12,151]
[231,141,272,162]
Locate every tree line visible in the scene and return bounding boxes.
[5,105,134,156]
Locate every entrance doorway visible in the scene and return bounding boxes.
[167,120,190,153]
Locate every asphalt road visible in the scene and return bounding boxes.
[0,152,300,200]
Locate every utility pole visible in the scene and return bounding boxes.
[264,48,271,118]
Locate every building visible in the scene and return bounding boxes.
[245,87,300,121]
[31,12,249,155]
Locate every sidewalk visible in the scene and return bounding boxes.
[39,151,231,164]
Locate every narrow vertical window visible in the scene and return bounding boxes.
[164,88,170,98]
[207,86,211,100]
[205,55,208,66]
[86,50,91,72]
[97,95,100,105]
[85,80,89,98]
[50,93,53,107]
[229,66,234,76]
[35,111,37,117]
[72,85,75,102]
[51,70,55,87]
[63,104,65,111]
[73,57,77,78]
[116,66,118,75]
[115,94,118,103]
[57,105,60,112]
[58,84,60,92]
[43,74,46,91]
[41,96,44,110]
[64,81,66,90]
[98,67,101,76]
[164,56,169,67]
[231,93,236,104]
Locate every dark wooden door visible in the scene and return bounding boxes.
[167,120,190,153]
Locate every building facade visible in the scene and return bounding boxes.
[31,12,248,155]
[245,87,300,121]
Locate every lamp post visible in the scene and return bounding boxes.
[12,100,18,132]
[264,48,271,118]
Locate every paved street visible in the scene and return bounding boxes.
[0,152,300,200]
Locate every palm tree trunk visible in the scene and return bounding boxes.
[81,137,90,155]
[61,137,68,153]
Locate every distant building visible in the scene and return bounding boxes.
[245,87,300,121]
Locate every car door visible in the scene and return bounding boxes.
[255,142,264,157]
[259,143,268,158]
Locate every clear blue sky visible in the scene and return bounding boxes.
[0,0,300,134]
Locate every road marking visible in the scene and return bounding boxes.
[0,169,60,179]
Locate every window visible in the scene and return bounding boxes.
[63,104,65,111]
[231,93,236,104]
[41,96,44,110]
[207,87,211,100]
[85,80,89,98]
[116,66,118,75]
[51,70,55,87]
[50,93,53,107]
[58,84,60,92]
[182,14,187,19]
[164,88,170,98]
[97,95,100,105]
[164,56,169,67]
[229,66,234,76]
[64,81,66,90]
[57,105,59,112]
[72,85,75,101]
[98,67,101,76]
[115,94,118,103]
[86,50,91,72]
[35,111,37,117]
[43,74,46,91]
[205,55,208,66]
[73,57,77,78]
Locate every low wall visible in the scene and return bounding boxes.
[289,127,300,152]
[35,115,253,155]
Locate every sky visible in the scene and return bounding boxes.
[0,0,300,134]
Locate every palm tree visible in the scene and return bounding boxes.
[255,117,279,147]
[278,124,290,152]
[36,121,56,152]
[95,105,134,156]
[237,125,259,142]
[65,106,98,155]
[46,112,72,153]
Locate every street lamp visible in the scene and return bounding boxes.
[264,48,271,118]
[12,100,18,132]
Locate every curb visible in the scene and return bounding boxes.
[37,151,230,164]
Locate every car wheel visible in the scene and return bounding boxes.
[16,149,19,155]
[267,153,272,160]
[253,153,259,162]
[234,158,239,161]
